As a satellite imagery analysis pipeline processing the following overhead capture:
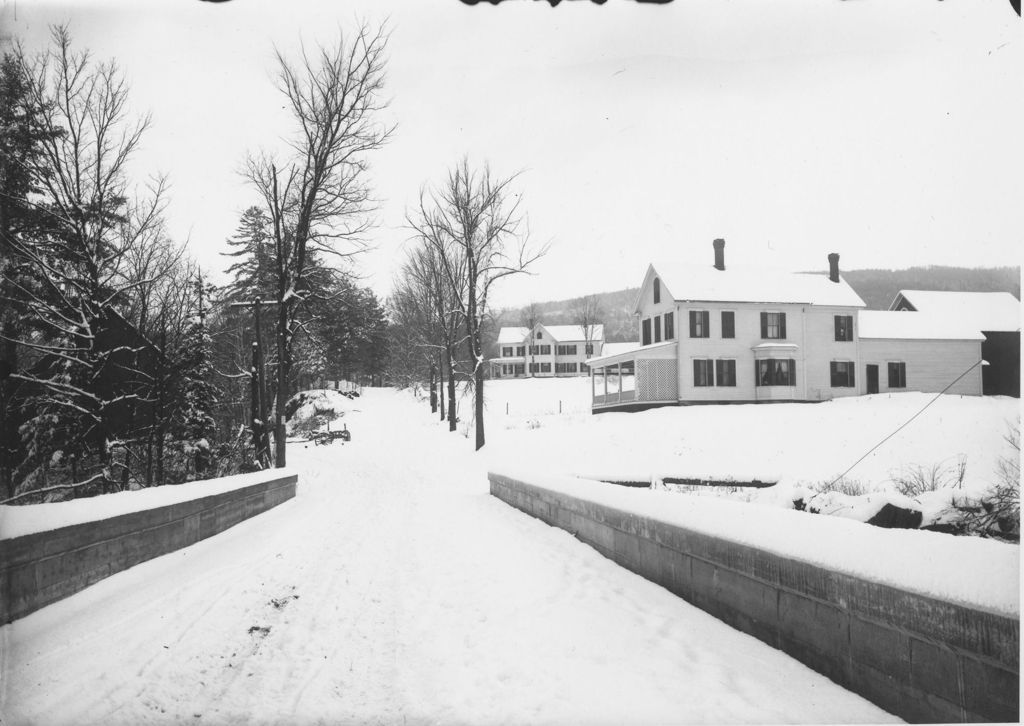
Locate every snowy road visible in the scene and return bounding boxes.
[2,389,899,725]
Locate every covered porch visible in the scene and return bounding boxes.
[587,341,678,412]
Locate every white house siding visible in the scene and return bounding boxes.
[674,302,807,403]
[802,306,862,402]
[859,338,983,396]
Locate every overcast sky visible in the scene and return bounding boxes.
[3,0,1021,309]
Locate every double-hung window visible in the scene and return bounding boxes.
[715,359,736,387]
[830,361,856,388]
[693,359,714,387]
[642,318,652,346]
[689,310,710,338]
[502,346,513,357]
[664,312,674,340]
[760,312,786,339]
[654,316,663,343]
[721,311,735,339]
[887,362,906,388]
[834,315,854,342]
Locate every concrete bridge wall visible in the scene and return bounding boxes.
[1,472,297,624]
[489,472,1018,724]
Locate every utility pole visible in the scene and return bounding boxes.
[230,299,277,468]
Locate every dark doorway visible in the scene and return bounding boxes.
[866,364,879,394]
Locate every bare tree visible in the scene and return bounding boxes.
[520,301,541,377]
[571,293,604,359]
[244,22,392,466]
[410,158,545,450]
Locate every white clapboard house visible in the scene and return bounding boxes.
[586,238,992,413]
[491,323,605,378]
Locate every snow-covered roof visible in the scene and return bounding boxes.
[600,342,641,358]
[858,311,985,341]
[496,327,529,344]
[645,262,866,308]
[890,291,1020,333]
[541,324,605,342]
[587,340,674,367]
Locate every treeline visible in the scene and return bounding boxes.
[386,159,543,450]
[0,25,390,503]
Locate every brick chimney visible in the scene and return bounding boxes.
[828,253,840,283]
[713,238,725,271]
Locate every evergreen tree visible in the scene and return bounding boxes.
[176,273,219,478]
[221,206,276,305]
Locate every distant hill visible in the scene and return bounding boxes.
[488,266,1020,351]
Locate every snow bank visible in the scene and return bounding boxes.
[490,466,1020,617]
[0,468,296,541]
[286,388,358,435]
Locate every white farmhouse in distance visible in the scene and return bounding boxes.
[491,323,605,378]
[585,238,988,413]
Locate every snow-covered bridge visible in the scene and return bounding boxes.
[1,389,899,724]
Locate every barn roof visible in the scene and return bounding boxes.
[540,324,605,342]
[890,290,1020,333]
[858,311,986,341]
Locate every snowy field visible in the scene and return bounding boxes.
[1,388,897,725]
[479,378,1019,500]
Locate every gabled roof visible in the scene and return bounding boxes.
[889,290,1020,333]
[496,327,529,344]
[637,262,866,310]
[540,324,605,342]
[858,310,985,341]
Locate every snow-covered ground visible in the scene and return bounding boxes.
[480,378,1019,502]
[1,388,897,725]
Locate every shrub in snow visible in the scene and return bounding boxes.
[889,455,967,497]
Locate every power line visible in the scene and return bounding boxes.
[827,358,984,487]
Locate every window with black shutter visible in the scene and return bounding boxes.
[654,316,662,343]
[642,318,651,345]
[830,361,855,387]
[693,359,714,387]
[721,311,735,338]
[689,310,709,338]
[761,312,785,339]
[834,315,853,341]
[888,362,906,388]
[664,312,674,340]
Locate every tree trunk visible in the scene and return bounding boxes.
[474,362,485,450]
[429,363,437,413]
[438,351,445,422]
[447,351,456,432]
[274,298,289,467]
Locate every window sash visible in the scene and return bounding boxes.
[654,316,662,343]
[834,315,853,342]
[887,362,906,388]
[715,359,736,387]
[760,312,786,339]
[653,278,661,304]
[689,310,709,338]
[664,312,674,340]
[693,359,714,387]
[642,318,651,345]
[829,361,856,388]
[721,311,735,339]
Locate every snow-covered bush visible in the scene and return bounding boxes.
[889,455,967,497]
